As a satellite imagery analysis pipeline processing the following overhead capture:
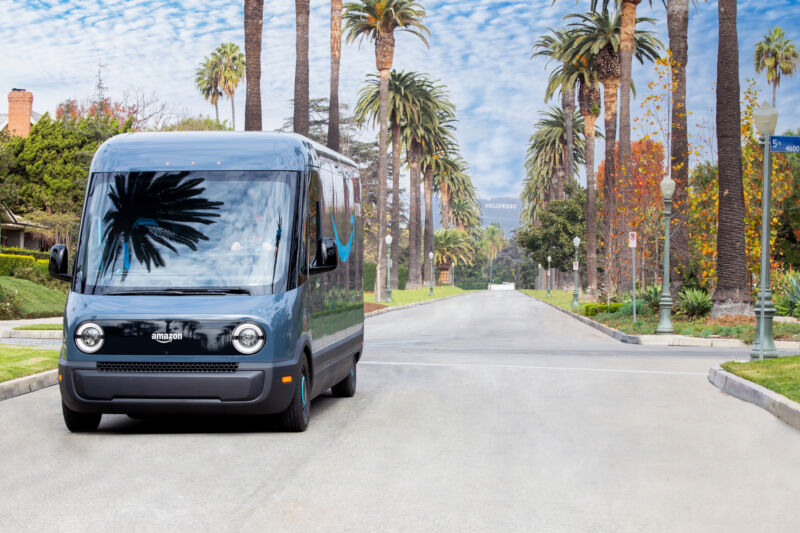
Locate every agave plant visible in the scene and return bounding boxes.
[676,288,712,320]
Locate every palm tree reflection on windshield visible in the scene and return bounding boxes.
[98,172,223,281]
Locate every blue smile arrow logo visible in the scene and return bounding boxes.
[331,214,355,262]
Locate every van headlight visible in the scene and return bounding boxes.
[232,323,265,354]
[75,322,104,353]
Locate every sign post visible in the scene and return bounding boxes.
[629,232,638,324]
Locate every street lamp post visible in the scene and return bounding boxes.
[657,175,675,334]
[385,234,393,303]
[546,255,552,298]
[572,236,581,309]
[428,251,434,297]
[752,102,779,360]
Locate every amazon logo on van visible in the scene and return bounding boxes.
[151,332,183,343]
[331,214,355,263]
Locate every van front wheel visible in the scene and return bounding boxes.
[62,403,101,432]
[281,359,310,432]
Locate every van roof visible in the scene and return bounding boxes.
[90,131,359,173]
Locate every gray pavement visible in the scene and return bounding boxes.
[1,291,799,532]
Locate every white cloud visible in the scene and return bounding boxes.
[0,0,799,199]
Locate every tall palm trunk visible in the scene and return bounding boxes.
[406,141,422,289]
[293,0,310,136]
[327,0,342,150]
[214,102,220,124]
[713,0,750,315]
[390,121,401,289]
[440,183,452,229]
[244,0,264,131]
[230,97,236,131]
[772,82,777,108]
[617,0,641,209]
[374,67,391,301]
[668,0,690,298]
[561,85,575,195]
[580,78,600,295]
[422,165,434,287]
[602,77,618,298]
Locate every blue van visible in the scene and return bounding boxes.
[50,132,364,432]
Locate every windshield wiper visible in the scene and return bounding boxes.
[104,288,251,296]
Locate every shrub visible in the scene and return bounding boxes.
[677,288,712,319]
[619,299,651,316]
[584,302,623,316]
[363,262,376,292]
[0,253,37,276]
[0,247,50,261]
[775,292,795,317]
[0,284,21,320]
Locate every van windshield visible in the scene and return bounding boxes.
[75,170,298,295]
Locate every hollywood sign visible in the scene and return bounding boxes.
[484,203,517,210]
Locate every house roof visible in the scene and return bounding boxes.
[0,111,42,132]
[0,201,42,229]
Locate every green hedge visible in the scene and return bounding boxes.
[0,247,50,261]
[362,262,407,291]
[584,302,624,317]
[0,254,38,276]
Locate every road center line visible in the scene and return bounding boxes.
[361,360,707,376]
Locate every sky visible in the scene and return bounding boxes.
[2,0,800,200]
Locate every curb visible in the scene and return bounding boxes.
[365,292,472,318]
[0,369,58,401]
[519,292,640,344]
[708,364,800,431]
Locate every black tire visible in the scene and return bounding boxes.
[62,402,101,433]
[331,358,356,398]
[281,358,310,432]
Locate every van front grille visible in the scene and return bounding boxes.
[96,362,239,373]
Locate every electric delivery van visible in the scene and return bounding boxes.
[51,132,364,432]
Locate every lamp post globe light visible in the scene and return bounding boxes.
[429,251,434,296]
[572,236,581,309]
[385,234,393,303]
[546,255,552,298]
[657,175,676,334]
[752,102,779,359]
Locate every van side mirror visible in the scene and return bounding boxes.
[309,237,338,274]
[49,244,73,282]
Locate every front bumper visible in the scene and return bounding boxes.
[59,357,299,416]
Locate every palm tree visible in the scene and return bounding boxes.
[667,0,690,300]
[195,57,222,123]
[343,0,429,301]
[714,0,749,315]
[522,106,586,222]
[328,0,344,149]
[533,28,577,199]
[483,224,505,284]
[402,78,451,289]
[754,26,800,107]
[451,198,482,239]
[565,8,661,297]
[99,172,223,282]
[434,229,474,285]
[355,70,434,289]
[294,0,310,136]
[214,43,246,131]
[244,0,264,131]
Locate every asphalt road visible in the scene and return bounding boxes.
[1,291,799,532]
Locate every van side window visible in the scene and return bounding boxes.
[308,171,321,269]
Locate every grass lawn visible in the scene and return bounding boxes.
[519,289,800,343]
[13,324,62,331]
[519,289,588,315]
[364,286,477,307]
[0,276,66,319]
[0,345,60,383]
[722,355,800,404]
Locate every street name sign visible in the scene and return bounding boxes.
[771,136,800,154]
[573,261,579,271]
[628,231,637,248]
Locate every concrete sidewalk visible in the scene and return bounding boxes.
[0,317,62,339]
